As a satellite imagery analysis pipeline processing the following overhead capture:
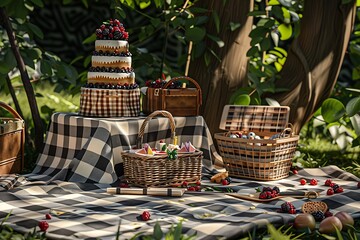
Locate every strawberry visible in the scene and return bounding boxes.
[38,221,49,232]
[325,179,332,186]
[326,188,334,195]
[300,179,307,185]
[45,213,52,220]
[141,211,151,221]
[309,179,318,185]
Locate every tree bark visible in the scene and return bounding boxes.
[188,0,254,136]
[271,0,356,133]
[0,7,44,152]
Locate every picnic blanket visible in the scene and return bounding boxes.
[25,112,215,184]
[1,165,359,239]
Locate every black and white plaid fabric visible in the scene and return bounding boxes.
[79,87,140,117]
[26,112,215,183]
[1,166,359,239]
[0,174,27,191]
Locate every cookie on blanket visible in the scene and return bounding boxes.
[301,201,328,214]
[210,171,229,183]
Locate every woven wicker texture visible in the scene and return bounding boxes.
[122,110,203,187]
[0,102,25,174]
[215,105,299,181]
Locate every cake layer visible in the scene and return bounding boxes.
[87,72,135,84]
[95,40,128,52]
[92,56,131,68]
[79,87,140,117]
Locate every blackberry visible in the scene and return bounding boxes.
[113,30,123,40]
[332,184,340,191]
[88,83,94,88]
[272,186,280,194]
[280,202,294,213]
[262,187,272,193]
[312,211,325,222]
[102,28,110,36]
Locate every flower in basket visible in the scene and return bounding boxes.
[136,143,154,155]
[166,144,180,160]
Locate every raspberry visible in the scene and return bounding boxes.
[187,186,196,191]
[332,184,340,191]
[324,211,333,218]
[45,213,52,220]
[221,179,229,185]
[300,179,307,185]
[141,211,151,221]
[327,188,334,195]
[262,187,272,192]
[194,186,201,191]
[325,179,332,186]
[259,192,267,199]
[310,179,318,185]
[182,181,188,187]
[335,187,344,193]
[288,208,296,214]
[281,202,294,213]
[38,221,49,232]
[312,211,325,222]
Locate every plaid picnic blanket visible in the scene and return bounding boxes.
[25,112,215,184]
[1,166,359,239]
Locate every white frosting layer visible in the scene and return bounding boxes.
[95,40,129,50]
[88,71,135,80]
[92,56,132,64]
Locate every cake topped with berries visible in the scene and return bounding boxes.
[79,19,140,117]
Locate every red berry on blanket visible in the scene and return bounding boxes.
[187,186,196,191]
[330,182,336,187]
[281,202,295,213]
[194,185,201,191]
[38,221,49,231]
[325,179,332,186]
[45,213,52,220]
[119,183,129,188]
[300,179,307,185]
[221,179,229,185]
[288,208,296,214]
[196,180,201,186]
[327,188,334,195]
[182,181,188,187]
[310,179,318,185]
[141,211,151,221]
[292,169,298,174]
[324,211,333,218]
[335,187,344,193]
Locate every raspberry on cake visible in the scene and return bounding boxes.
[79,19,140,117]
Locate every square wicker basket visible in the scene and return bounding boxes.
[122,110,203,187]
[214,105,299,181]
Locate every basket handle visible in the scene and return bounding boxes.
[137,110,176,149]
[280,123,294,137]
[0,101,23,120]
[162,76,202,105]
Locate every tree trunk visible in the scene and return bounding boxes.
[0,7,44,152]
[271,0,356,133]
[188,0,254,136]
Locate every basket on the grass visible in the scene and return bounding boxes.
[214,105,299,181]
[0,101,25,174]
[122,110,203,187]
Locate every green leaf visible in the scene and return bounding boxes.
[260,37,271,51]
[229,22,241,31]
[7,0,28,19]
[27,23,44,39]
[29,0,44,7]
[234,94,251,105]
[115,6,127,19]
[278,23,292,40]
[84,56,91,68]
[271,6,284,21]
[70,56,83,65]
[321,98,346,123]
[190,7,208,14]
[153,0,163,8]
[257,19,275,28]
[352,136,360,147]
[81,0,88,8]
[274,47,287,57]
[139,0,151,9]
[268,0,280,5]
[212,11,220,33]
[150,18,161,27]
[4,49,17,70]
[204,51,211,66]
[24,48,42,60]
[282,7,291,24]
[40,59,53,76]
[342,0,353,4]
[248,10,267,17]
[195,16,209,26]
[185,27,206,43]
[346,97,360,117]
[153,222,163,240]
[207,34,224,48]
[246,46,259,57]
[249,26,268,38]
[82,33,96,44]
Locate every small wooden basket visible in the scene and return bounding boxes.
[214,105,299,181]
[0,102,25,174]
[122,110,203,187]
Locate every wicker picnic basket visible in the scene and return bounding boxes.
[0,102,25,174]
[214,105,299,181]
[122,110,203,187]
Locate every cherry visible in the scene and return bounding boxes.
[326,188,334,195]
[300,179,307,185]
[309,179,318,185]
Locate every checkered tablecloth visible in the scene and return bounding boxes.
[1,166,359,239]
[26,112,215,184]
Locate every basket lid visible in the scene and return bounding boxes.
[219,105,290,134]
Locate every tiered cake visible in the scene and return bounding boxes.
[79,19,140,117]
